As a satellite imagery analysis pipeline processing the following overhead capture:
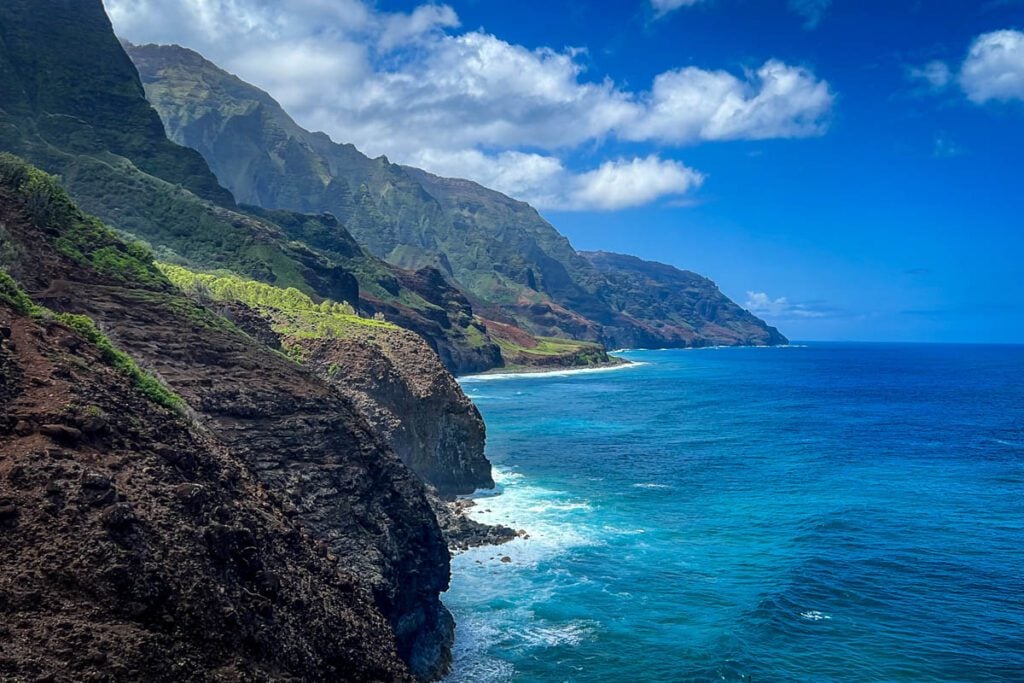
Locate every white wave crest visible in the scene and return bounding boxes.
[460,362,646,383]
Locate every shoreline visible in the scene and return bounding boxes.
[459,356,642,381]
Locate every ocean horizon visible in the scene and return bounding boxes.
[446,342,1024,682]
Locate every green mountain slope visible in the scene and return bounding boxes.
[127,42,787,349]
[0,1,500,373]
[582,251,788,347]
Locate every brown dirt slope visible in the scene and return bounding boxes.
[0,297,411,681]
[0,157,452,680]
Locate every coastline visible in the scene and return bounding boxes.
[459,355,641,381]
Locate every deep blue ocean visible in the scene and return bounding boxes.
[445,344,1024,682]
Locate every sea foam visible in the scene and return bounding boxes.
[459,362,646,383]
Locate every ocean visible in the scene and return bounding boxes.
[444,343,1024,682]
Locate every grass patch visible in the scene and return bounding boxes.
[496,335,602,357]
[495,334,611,367]
[0,268,40,315]
[0,153,168,288]
[157,262,398,353]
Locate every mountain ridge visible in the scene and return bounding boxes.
[0,4,501,375]
[127,41,788,350]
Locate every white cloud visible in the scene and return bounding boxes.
[105,0,833,211]
[569,156,705,211]
[408,150,703,211]
[908,60,952,90]
[627,60,833,142]
[379,4,460,51]
[745,292,827,319]
[959,29,1024,103]
[650,0,706,18]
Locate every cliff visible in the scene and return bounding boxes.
[583,251,789,348]
[171,267,495,498]
[163,267,515,548]
[127,42,787,351]
[0,156,455,679]
[0,281,412,681]
[294,327,493,497]
[0,1,501,376]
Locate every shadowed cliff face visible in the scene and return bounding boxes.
[0,0,232,207]
[293,325,493,497]
[0,157,456,680]
[127,42,788,350]
[0,296,414,682]
[179,288,494,498]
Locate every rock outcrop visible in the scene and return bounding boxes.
[0,157,454,680]
[293,325,493,497]
[0,287,414,681]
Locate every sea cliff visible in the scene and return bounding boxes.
[0,157,467,679]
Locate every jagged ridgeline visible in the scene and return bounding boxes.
[0,0,500,374]
[127,42,788,350]
[0,151,471,679]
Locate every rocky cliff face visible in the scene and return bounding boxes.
[295,327,493,497]
[0,157,455,679]
[193,293,514,551]
[0,292,413,681]
[211,297,494,497]
[582,251,788,348]
[128,42,789,350]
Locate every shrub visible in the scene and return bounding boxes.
[0,268,38,315]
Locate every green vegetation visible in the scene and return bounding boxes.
[0,268,39,315]
[0,154,168,288]
[0,0,233,206]
[159,262,357,315]
[516,337,603,356]
[158,262,397,351]
[0,267,183,412]
[494,335,612,368]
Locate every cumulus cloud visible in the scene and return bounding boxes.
[627,60,833,142]
[568,156,705,210]
[379,4,459,51]
[105,0,833,211]
[409,150,703,210]
[959,29,1024,103]
[745,292,827,319]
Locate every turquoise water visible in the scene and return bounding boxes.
[445,344,1024,682]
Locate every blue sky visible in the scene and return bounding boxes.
[107,0,1024,342]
